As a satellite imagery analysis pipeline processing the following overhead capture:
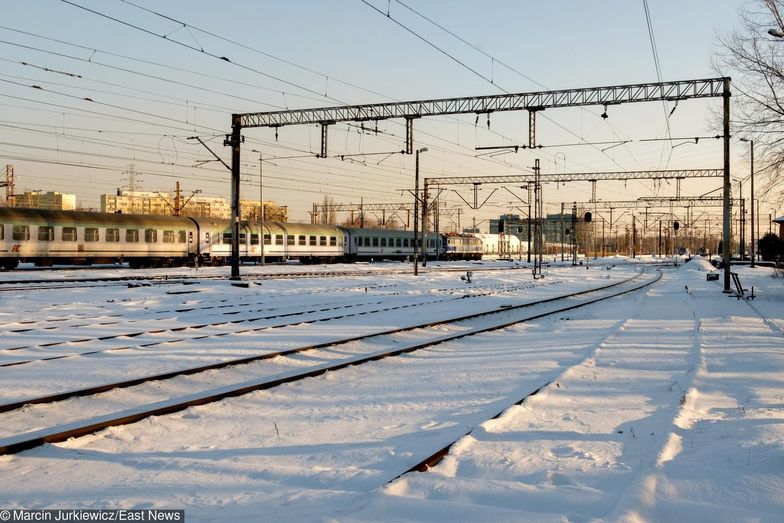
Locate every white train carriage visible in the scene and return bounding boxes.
[0,207,197,269]
[253,222,346,263]
[198,220,346,264]
[444,233,483,260]
[343,227,441,261]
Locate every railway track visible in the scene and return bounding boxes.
[0,259,677,291]
[0,268,660,455]
[0,263,505,290]
[0,279,556,368]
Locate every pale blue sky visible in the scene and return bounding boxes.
[1,0,766,224]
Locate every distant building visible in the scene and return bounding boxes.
[774,215,784,237]
[13,190,76,210]
[100,190,287,221]
[101,190,173,216]
[489,213,579,243]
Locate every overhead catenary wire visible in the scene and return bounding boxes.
[642,0,675,168]
[59,0,339,103]
[359,0,636,174]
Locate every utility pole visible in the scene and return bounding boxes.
[534,159,544,276]
[422,181,429,267]
[560,202,565,262]
[2,165,15,207]
[722,77,731,292]
[227,117,242,281]
[740,138,755,267]
[571,203,577,265]
[174,181,181,216]
[259,154,265,266]
[527,185,532,263]
[413,147,427,275]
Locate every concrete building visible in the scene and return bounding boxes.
[101,190,287,221]
[13,190,76,210]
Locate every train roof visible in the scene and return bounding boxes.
[0,207,195,228]
[342,227,415,237]
[189,220,347,236]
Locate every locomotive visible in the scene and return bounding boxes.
[0,207,482,269]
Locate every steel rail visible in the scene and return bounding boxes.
[388,270,664,480]
[0,279,550,366]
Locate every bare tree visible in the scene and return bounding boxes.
[717,0,784,203]
[320,195,337,224]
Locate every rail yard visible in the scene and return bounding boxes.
[0,257,781,521]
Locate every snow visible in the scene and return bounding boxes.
[0,257,782,522]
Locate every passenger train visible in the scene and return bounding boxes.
[0,207,482,269]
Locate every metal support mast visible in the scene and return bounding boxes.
[227,116,242,281]
[722,78,731,292]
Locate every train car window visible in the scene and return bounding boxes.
[85,228,99,242]
[396,238,402,248]
[222,233,232,244]
[275,234,283,245]
[38,226,54,241]
[126,229,139,243]
[287,235,295,246]
[240,233,247,243]
[319,236,326,246]
[298,235,306,246]
[250,234,259,245]
[178,230,187,243]
[364,237,370,247]
[163,231,176,243]
[145,229,158,243]
[12,225,30,241]
[330,236,337,246]
[372,237,379,247]
[309,235,317,246]
[263,234,271,245]
[403,238,409,248]
[380,238,387,247]
[106,228,119,242]
[62,227,77,242]
[0,224,3,240]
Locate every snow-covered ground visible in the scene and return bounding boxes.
[0,257,781,522]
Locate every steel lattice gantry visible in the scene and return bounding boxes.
[310,201,447,227]
[423,169,722,186]
[226,76,732,290]
[571,196,735,209]
[237,78,724,128]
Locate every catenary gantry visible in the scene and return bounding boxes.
[424,169,722,186]
[227,77,732,291]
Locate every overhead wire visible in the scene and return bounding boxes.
[642,0,674,168]
[59,0,338,102]
[360,0,635,174]
[116,0,395,103]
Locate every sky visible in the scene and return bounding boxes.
[2,0,770,227]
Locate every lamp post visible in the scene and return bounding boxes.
[413,147,428,275]
[740,138,755,267]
